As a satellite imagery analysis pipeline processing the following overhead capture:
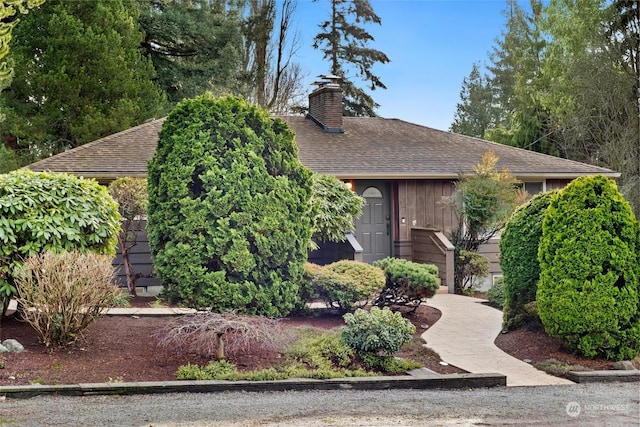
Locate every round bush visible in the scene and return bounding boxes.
[146,95,313,316]
[499,190,556,330]
[537,175,640,360]
[311,261,385,312]
[0,170,121,312]
[342,307,415,356]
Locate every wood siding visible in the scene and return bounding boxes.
[394,180,456,259]
[411,228,454,291]
[112,222,161,293]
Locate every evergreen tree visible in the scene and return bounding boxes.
[0,0,44,91]
[1,0,167,159]
[450,63,494,138]
[313,0,389,117]
[137,0,245,104]
[484,0,556,155]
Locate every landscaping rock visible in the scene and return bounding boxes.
[2,339,24,353]
[612,360,636,370]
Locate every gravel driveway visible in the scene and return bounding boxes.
[2,382,638,426]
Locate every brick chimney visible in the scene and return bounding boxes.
[307,75,344,133]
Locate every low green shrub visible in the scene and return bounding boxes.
[342,307,415,356]
[285,329,355,370]
[373,257,439,310]
[310,261,385,312]
[15,251,122,347]
[486,278,505,309]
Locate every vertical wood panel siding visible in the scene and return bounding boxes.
[411,227,454,291]
[112,221,161,291]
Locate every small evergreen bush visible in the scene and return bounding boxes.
[310,261,385,312]
[310,268,359,312]
[0,170,120,313]
[486,278,505,309]
[537,175,640,360]
[373,257,439,310]
[500,190,556,330]
[342,307,416,356]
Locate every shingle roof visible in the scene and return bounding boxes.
[26,115,617,180]
[282,116,617,179]
[26,118,166,181]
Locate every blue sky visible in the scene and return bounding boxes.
[293,0,511,131]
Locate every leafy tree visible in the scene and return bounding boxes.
[450,63,495,138]
[1,0,167,159]
[0,0,44,91]
[310,173,364,245]
[540,0,640,218]
[137,0,246,104]
[0,170,121,314]
[109,177,148,296]
[313,0,389,117]
[444,151,520,294]
[242,0,306,113]
[537,175,640,360]
[147,94,313,316]
[500,190,557,330]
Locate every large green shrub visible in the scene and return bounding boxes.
[500,190,557,330]
[537,175,640,360]
[146,95,313,316]
[311,261,385,312]
[0,170,120,312]
[373,257,439,311]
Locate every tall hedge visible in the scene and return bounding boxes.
[499,190,557,330]
[0,170,121,312]
[147,95,314,316]
[537,175,640,360]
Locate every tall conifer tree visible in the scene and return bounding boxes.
[313,0,389,117]
[1,0,167,158]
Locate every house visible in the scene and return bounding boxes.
[26,77,618,292]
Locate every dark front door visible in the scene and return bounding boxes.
[355,181,391,264]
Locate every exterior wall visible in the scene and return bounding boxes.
[546,179,572,191]
[411,227,454,291]
[477,237,502,291]
[394,180,456,259]
[112,222,161,295]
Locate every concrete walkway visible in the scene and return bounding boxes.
[422,292,574,387]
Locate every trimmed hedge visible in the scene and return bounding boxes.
[0,170,120,312]
[499,190,557,330]
[146,95,313,316]
[537,175,640,360]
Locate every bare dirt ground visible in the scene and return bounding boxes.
[0,296,635,386]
